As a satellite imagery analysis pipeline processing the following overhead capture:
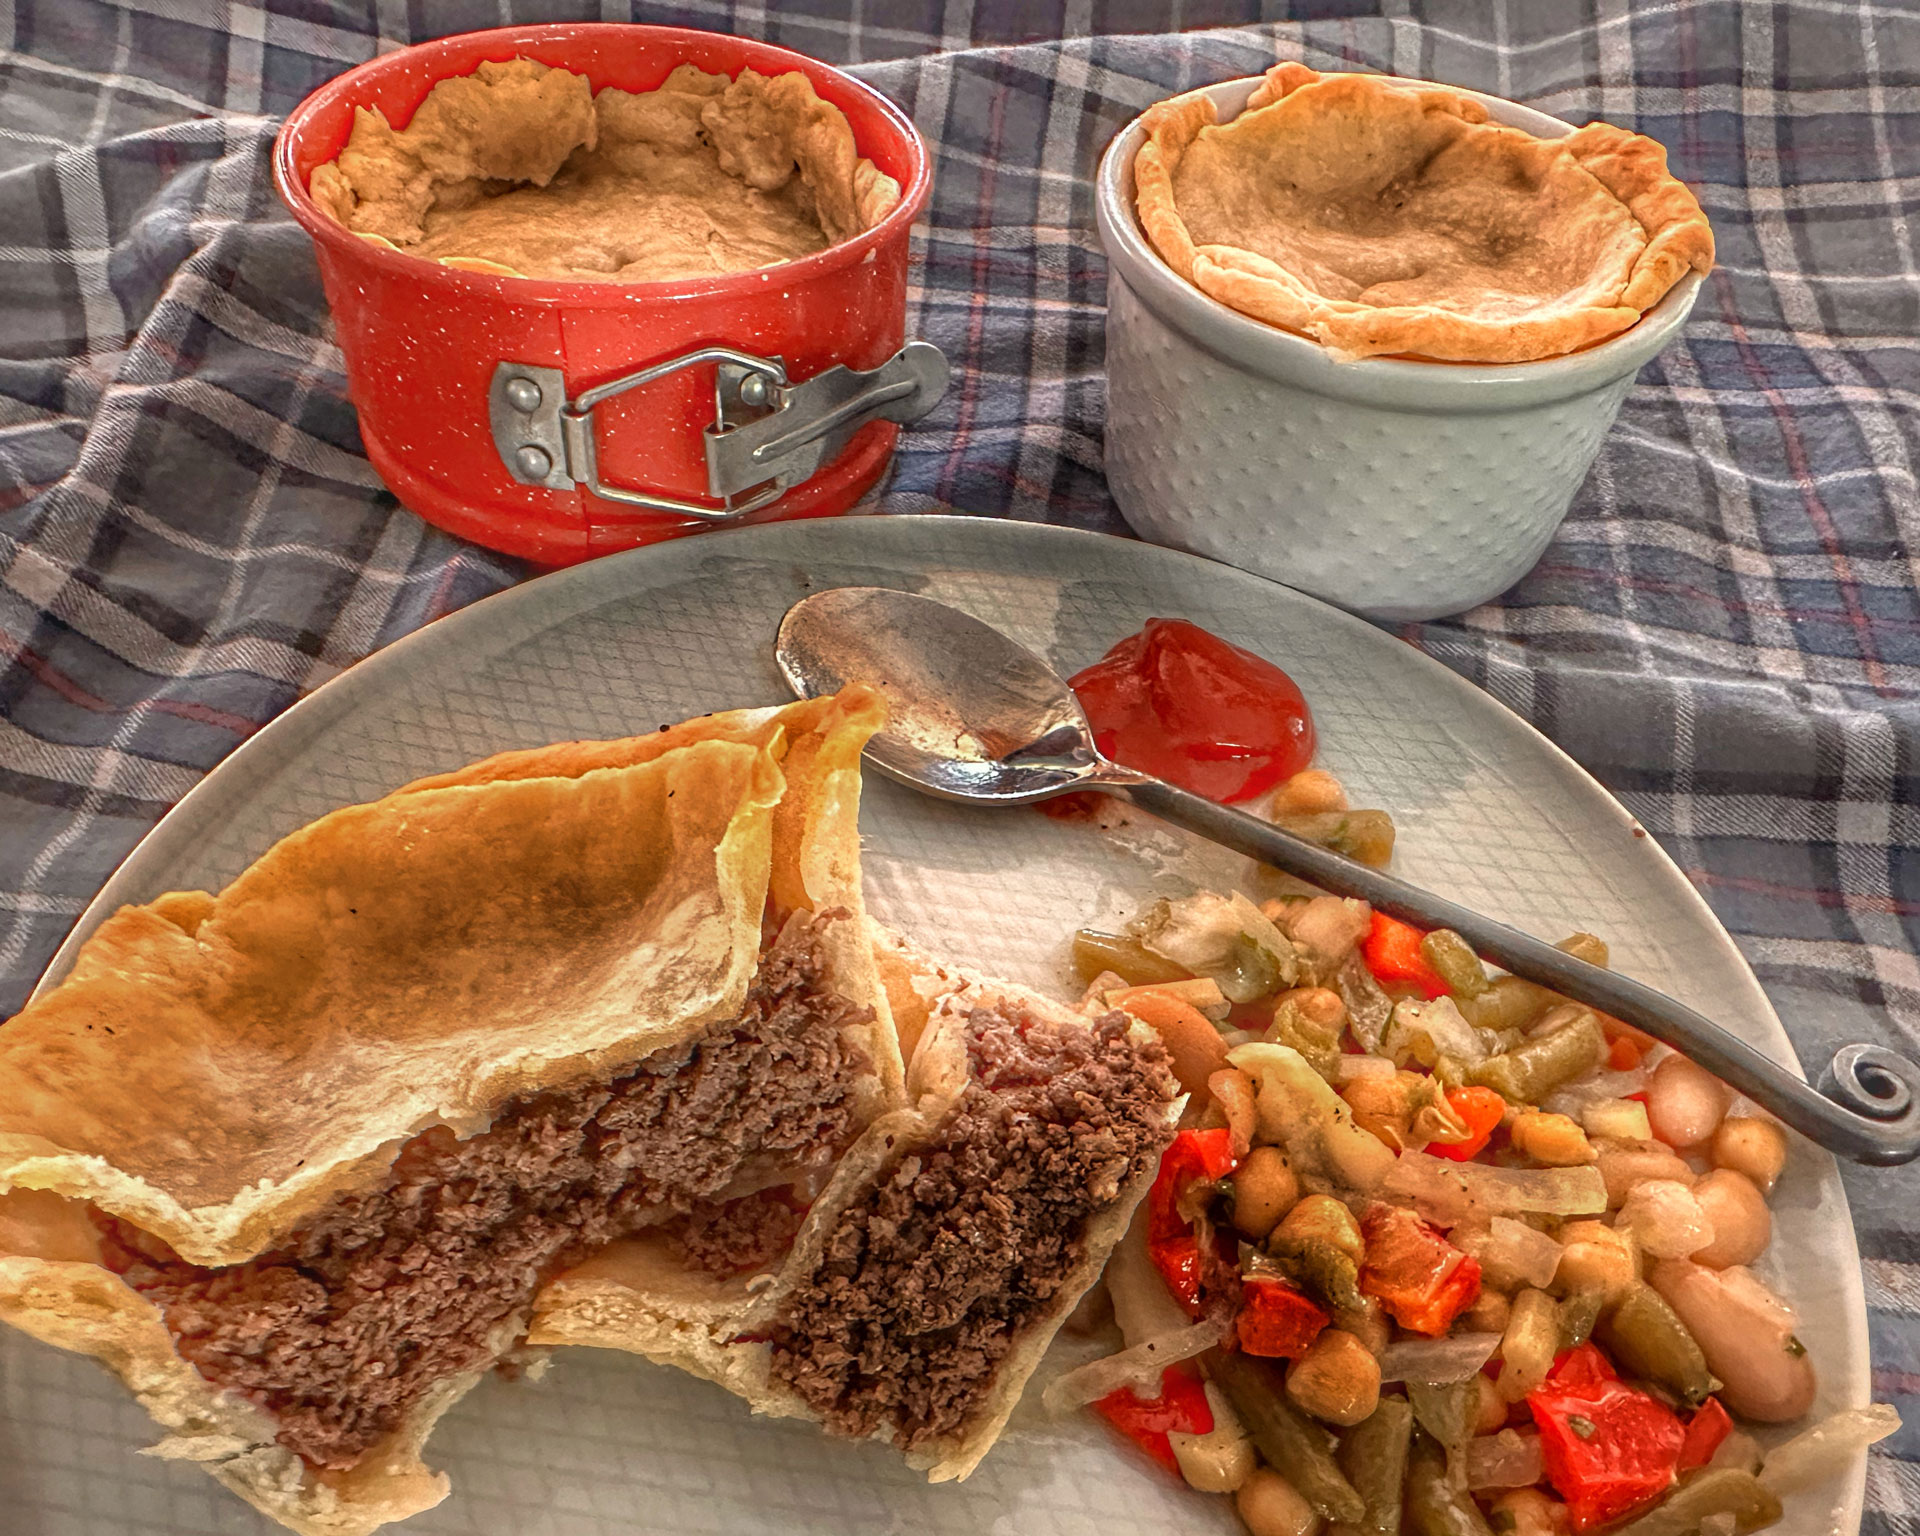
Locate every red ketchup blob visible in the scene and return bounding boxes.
[1059,618,1316,805]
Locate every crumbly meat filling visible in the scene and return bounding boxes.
[95,915,870,1472]
[765,1005,1177,1451]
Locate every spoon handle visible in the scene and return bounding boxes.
[1103,772,1920,1166]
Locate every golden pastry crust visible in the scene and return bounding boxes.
[311,58,902,282]
[1133,63,1714,363]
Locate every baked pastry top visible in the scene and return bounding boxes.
[310,58,901,282]
[1133,63,1714,363]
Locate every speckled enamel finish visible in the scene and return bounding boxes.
[273,24,932,566]
[1094,76,1704,622]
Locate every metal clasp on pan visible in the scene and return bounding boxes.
[489,342,950,522]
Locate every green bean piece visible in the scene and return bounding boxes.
[1456,976,1559,1036]
[1597,1282,1720,1407]
[1405,1432,1496,1536]
[1267,1231,1367,1314]
[1070,929,1191,987]
[1275,809,1397,869]
[1338,1397,1414,1536]
[1421,930,1490,999]
[1555,932,1610,969]
[1611,1470,1783,1536]
[1558,1287,1607,1350]
[1407,1379,1475,1490]
[1466,1013,1607,1104]
[1210,1348,1367,1524]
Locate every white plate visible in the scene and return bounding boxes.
[2,516,1868,1536]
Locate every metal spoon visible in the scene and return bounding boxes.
[776,585,1920,1166]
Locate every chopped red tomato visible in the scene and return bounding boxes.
[1359,1204,1482,1335]
[1237,1277,1330,1359]
[1147,1129,1240,1315]
[1428,1086,1508,1162]
[1530,1362,1685,1530]
[1065,619,1316,804]
[1677,1396,1734,1472]
[1361,913,1450,999]
[1092,1366,1215,1475]
[1548,1342,1619,1391]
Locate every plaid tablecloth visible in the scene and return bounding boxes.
[1,0,1916,1519]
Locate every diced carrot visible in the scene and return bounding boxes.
[1608,1036,1642,1072]
[1119,989,1229,1095]
[1361,912,1450,999]
[1428,1086,1508,1162]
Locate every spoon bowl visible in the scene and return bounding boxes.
[776,586,1114,803]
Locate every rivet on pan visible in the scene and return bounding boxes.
[738,373,772,408]
[504,377,544,413]
[514,445,552,480]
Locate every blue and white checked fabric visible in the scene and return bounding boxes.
[1,0,1917,1522]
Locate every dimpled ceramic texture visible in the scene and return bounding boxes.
[4,519,1865,1536]
[1095,77,1705,622]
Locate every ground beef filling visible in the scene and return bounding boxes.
[94,916,870,1473]
[765,1005,1177,1451]
[663,1189,810,1278]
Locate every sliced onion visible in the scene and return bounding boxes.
[1377,1332,1503,1385]
[1041,1315,1229,1416]
[1543,1064,1653,1118]
[1456,1217,1564,1290]
[1337,1054,1398,1083]
[1468,1429,1545,1491]
[1383,1150,1608,1226]
[1759,1404,1902,1496]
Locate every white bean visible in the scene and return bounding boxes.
[1648,1259,1816,1422]
[1238,1468,1324,1536]
[1645,1055,1734,1149]
[1594,1137,1696,1208]
[1689,1169,1772,1268]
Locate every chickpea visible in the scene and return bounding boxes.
[1644,1054,1734,1149]
[1274,769,1348,817]
[1460,1286,1512,1334]
[1593,1138,1695,1208]
[1276,1194,1365,1265]
[1473,1373,1508,1435]
[1554,1219,1639,1303]
[1285,1329,1381,1427]
[1555,932,1610,968]
[1274,986,1347,1031]
[1340,1071,1415,1149]
[1237,1467,1324,1536]
[1231,1146,1300,1241]
[1711,1116,1788,1195]
[1689,1169,1771,1269]
[1491,1488,1568,1536]
[1509,1111,1596,1167]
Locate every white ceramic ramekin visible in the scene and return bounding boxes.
[1094,77,1704,622]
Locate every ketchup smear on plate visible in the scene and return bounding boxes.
[1058,618,1316,805]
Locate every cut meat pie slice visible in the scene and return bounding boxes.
[0,689,900,1536]
[531,941,1184,1480]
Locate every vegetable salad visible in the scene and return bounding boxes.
[1052,769,1897,1536]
